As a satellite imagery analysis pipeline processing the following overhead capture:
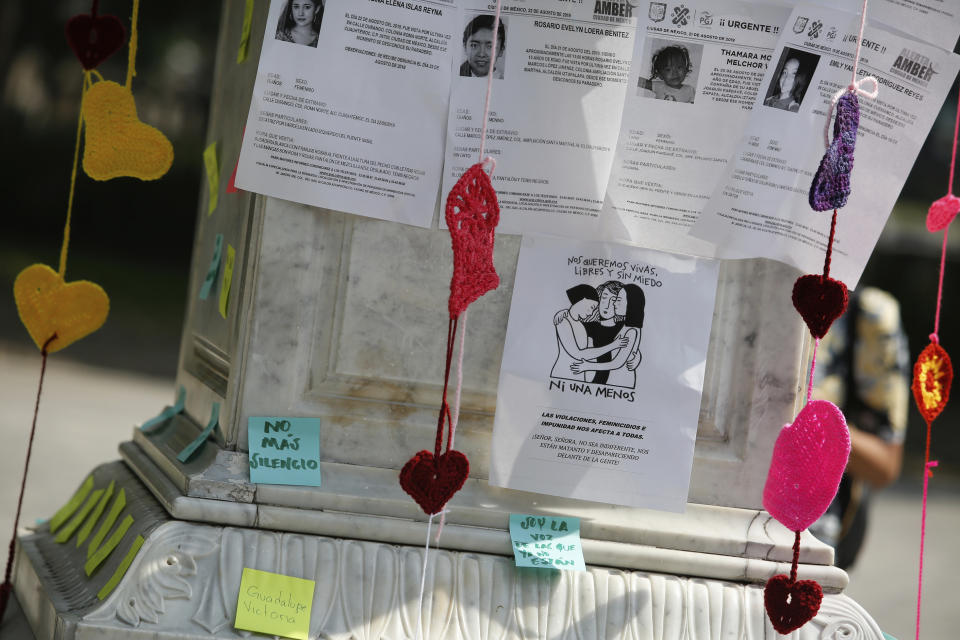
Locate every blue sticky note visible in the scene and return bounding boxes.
[248,417,322,487]
[140,386,186,433]
[509,514,585,571]
[198,234,224,300]
[177,403,220,463]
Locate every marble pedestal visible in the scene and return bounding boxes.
[11,1,886,638]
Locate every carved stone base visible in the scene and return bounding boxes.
[13,464,885,640]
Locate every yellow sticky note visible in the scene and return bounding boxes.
[204,142,220,215]
[219,244,236,319]
[234,568,315,640]
[237,0,255,63]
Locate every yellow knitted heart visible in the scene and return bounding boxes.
[81,80,173,181]
[13,264,109,353]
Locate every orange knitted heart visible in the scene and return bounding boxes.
[82,80,173,181]
[13,264,109,353]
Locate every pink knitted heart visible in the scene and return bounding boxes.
[763,400,850,532]
[927,194,960,232]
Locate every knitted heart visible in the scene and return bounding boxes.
[65,11,126,70]
[13,264,109,354]
[82,80,174,181]
[764,574,823,635]
[792,274,849,339]
[763,400,850,532]
[926,194,960,232]
[399,450,469,515]
[912,342,953,425]
[446,163,500,318]
[809,92,859,212]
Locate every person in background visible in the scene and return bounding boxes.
[276,0,324,48]
[460,15,506,78]
[809,287,910,569]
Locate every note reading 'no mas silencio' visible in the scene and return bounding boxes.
[248,417,322,487]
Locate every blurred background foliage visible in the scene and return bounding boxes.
[0,1,957,476]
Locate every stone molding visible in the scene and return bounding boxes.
[75,521,883,640]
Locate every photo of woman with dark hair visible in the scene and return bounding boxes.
[763,48,820,112]
[275,0,324,48]
[459,14,507,79]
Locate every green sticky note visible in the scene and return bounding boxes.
[85,514,134,576]
[237,0,255,63]
[55,489,104,544]
[234,567,315,640]
[509,514,585,571]
[248,418,322,487]
[204,142,220,215]
[98,535,145,600]
[199,234,224,301]
[49,475,94,533]
[140,386,187,433]
[77,481,115,546]
[219,244,236,319]
[177,403,221,463]
[88,488,126,559]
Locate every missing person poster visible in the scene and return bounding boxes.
[235,0,458,227]
[691,4,960,287]
[489,235,719,512]
[441,1,637,236]
[831,0,960,52]
[602,0,791,256]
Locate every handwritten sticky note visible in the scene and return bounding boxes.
[219,244,236,319]
[509,514,585,571]
[235,567,315,640]
[237,0,255,63]
[204,142,220,215]
[199,235,224,301]
[248,418,322,487]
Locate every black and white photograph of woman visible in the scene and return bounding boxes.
[275,0,324,48]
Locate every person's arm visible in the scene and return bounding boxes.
[846,426,903,488]
[572,329,637,372]
[558,321,629,360]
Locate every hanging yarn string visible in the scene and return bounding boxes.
[399,1,504,519]
[762,1,878,634]
[399,3,503,634]
[911,84,958,640]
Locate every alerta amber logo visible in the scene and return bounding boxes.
[891,48,938,86]
[594,1,635,20]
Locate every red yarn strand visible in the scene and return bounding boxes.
[790,530,801,583]
[434,316,459,459]
[932,226,949,343]
[0,334,56,622]
[915,420,937,640]
[948,89,960,194]
[823,209,838,280]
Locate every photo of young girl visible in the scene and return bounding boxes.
[275,0,324,48]
[637,39,703,104]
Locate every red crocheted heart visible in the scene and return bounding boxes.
[927,194,960,233]
[65,12,126,71]
[399,450,469,515]
[764,574,822,634]
[792,274,849,339]
[446,163,500,318]
[912,342,953,425]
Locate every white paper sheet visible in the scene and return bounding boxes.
[489,235,718,512]
[235,0,458,227]
[690,4,960,288]
[441,1,637,236]
[830,0,960,52]
[602,0,792,257]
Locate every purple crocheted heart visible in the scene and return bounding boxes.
[809,92,859,212]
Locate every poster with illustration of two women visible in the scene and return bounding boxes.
[490,235,719,512]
